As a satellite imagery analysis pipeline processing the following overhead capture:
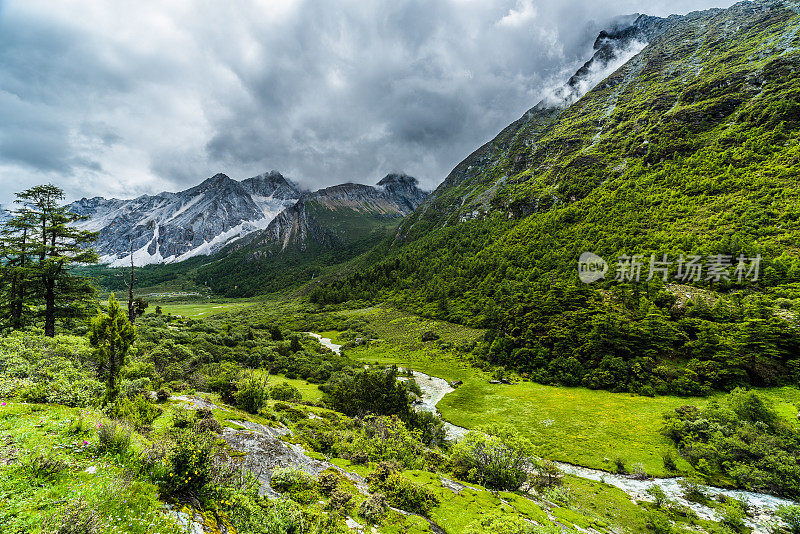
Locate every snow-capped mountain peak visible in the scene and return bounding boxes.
[70,171,302,266]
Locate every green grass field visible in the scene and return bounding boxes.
[156,301,256,318]
[324,305,800,477]
[265,373,325,403]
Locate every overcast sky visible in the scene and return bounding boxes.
[0,0,740,204]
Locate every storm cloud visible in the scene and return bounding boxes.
[0,0,739,203]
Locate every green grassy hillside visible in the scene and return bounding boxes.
[310,1,800,396]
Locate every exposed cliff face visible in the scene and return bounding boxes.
[240,173,428,254]
[69,171,301,266]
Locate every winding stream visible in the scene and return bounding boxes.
[306,332,342,354]
[307,332,797,530]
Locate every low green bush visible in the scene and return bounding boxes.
[97,421,132,456]
[270,466,319,504]
[68,412,90,434]
[778,505,800,534]
[159,429,215,497]
[646,485,669,508]
[661,450,677,472]
[646,511,673,534]
[172,406,195,429]
[41,497,103,534]
[464,510,550,534]
[318,471,340,496]
[274,402,307,422]
[194,415,223,434]
[327,489,353,514]
[270,381,301,402]
[104,395,162,429]
[679,477,707,503]
[22,451,67,481]
[720,502,746,532]
[234,374,269,414]
[409,410,447,447]
[119,378,153,399]
[0,333,103,407]
[18,382,49,403]
[542,485,572,506]
[366,462,438,514]
[359,493,389,523]
[332,415,426,469]
[451,423,533,490]
[613,457,627,474]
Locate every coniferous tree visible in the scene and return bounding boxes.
[0,207,37,330]
[89,294,136,399]
[14,185,99,336]
[124,237,136,322]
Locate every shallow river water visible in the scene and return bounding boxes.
[307,333,796,531]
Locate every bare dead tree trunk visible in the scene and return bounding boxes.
[125,237,135,323]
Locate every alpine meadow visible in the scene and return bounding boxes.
[1,1,800,533]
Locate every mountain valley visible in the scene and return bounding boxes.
[2,2,800,533]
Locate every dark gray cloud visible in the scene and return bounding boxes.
[0,0,739,203]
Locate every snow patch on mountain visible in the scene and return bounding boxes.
[72,171,302,267]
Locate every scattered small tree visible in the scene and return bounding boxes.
[133,297,149,319]
[234,372,270,414]
[89,295,136,400]
[324,367,414,420]
[450,423,534,490]
[613,457,627,474]
[646,485,669,508]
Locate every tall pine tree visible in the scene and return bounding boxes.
[1,185,99,335]
[0,206,36,330]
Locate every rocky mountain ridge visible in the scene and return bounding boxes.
[231,173,427,254]
[69,171,301,266]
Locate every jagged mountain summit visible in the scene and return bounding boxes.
[194,173,428,295]
[70,171,302,266]
[250,173,428,252]
[401,10,681,233]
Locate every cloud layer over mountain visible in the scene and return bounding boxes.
[0,0,737,203]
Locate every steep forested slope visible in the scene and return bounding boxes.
[311,0,800,395]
